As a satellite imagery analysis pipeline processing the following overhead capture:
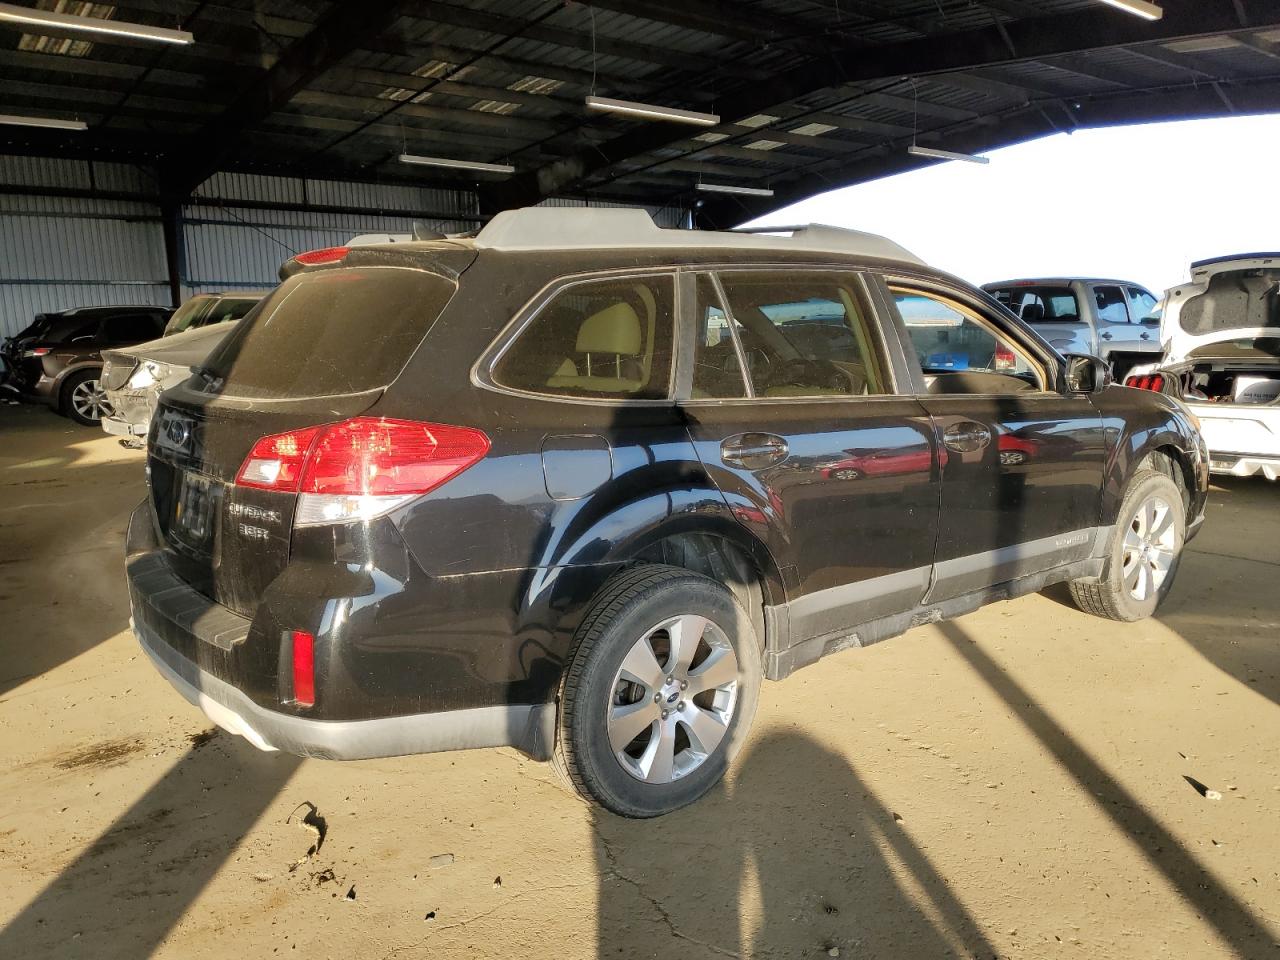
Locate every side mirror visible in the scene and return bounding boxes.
[1063,354,1111,394]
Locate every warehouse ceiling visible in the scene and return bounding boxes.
[2,0,1280,225]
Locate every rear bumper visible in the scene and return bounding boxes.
[1189,402,1280,480]
[125,501,553,760]
[1206,454,1280,481]
[102,414,147,437]
[134,617,550,760]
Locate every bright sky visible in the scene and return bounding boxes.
[745,113,1280,296]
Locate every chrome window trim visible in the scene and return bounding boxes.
[472,267,680,406]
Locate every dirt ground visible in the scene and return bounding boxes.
[1,401,1277,960]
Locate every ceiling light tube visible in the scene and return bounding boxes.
[0,3,194,44]
[398,153,515,175]
[907,144,990,165]
[1094,0,1163,20]
[696,182,775,197]
[585,96,719,127]
[0,113,87,131]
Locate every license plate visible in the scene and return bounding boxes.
[173,471,215,546]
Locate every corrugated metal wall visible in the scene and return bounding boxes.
[1,157,693,338]
[0,158,170,338]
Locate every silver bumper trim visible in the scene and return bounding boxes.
[134,619,554,761]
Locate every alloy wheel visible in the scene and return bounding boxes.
[71,378,113,422]
[1121,494,1178,601]
[607,614,739,784]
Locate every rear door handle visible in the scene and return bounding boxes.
[1100,331,1114,340]
[1140,332,1152,340]
[942,421,991,453]
[721,433,788,469]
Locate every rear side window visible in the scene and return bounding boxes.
[711,271,887,397]
[102,313,162,343]
[492,274,675,400]
[987,286,1080,323]
[204,267,455,399]
[1094,285,1129,324]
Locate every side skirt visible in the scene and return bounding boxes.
[764,556,1106,681]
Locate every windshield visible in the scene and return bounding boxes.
[201,267,456,399]
[1180,269,1280,335]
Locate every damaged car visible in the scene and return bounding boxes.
[1126,253,1280,480]
[101,293,264,443]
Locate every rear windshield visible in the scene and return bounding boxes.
[987,286,1081,324]
[202,267,455,399]
[1180,269,1280,335]
[163,297,209,336]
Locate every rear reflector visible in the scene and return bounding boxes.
[236,418,491,525]
[291,630,315,708]
[1125,373,1165,392]
[294,246,349,265]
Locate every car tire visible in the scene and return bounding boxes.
[553,564,761,818]
[1068,469,1185,622]
[61,369,113,426]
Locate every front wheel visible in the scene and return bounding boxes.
[1069,469,1185,621]
[61,369,113,426]
[554,565,761,818]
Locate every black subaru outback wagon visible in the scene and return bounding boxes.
[127,208,1208,817]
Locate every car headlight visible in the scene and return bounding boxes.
[127,361,166,390]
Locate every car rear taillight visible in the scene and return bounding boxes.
[22,347,51,358]
[1125,373,1165,392]
[993,344,1016,371]
[235,418,490,525]
[294,246,349,265]
[291,630,315,708]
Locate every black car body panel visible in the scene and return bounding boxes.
[126,219,1209,763]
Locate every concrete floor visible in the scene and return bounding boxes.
[1,401,1277,960]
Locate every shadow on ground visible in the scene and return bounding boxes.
[594,729,995,958]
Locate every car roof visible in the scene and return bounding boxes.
[345,207,926,266]
[56,304,171,316]
[983,278,1150,289]
[190,291,270,300]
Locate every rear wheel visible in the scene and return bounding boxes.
[554,564,761,818]
[61,369,113,426]
[1069,469,1185,621]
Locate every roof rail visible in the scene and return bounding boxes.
[471,207,923,264]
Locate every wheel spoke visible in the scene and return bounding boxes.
[617,637,664,690]
[667,614,707,678]
[1137,562,1154,600]
[1123,529,1143,553]
[1124,560,1142,594]
[641,722,677,783]
[685,646,738,697]
[680,706,729,756]
[608,699,659,753]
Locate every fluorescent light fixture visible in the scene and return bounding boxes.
[0,113,86,131]
[696,182,775,197]
[585,95,719,127]
[1094,0,1163,20]
[907,144,990,165]
[0,3,194,44]
[398,153,515,175]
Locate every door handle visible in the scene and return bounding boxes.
[1100,331,1114,340]
[1140,332,1151,340]
[721,433,788,469]
[942,421,991,454]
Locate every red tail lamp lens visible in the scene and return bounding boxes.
[1125,374,1165,392]
[291,630,315,708]
[994,344,1016,371]
[235,418,490,497]
[294,246,349,265]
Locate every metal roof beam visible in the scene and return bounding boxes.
[164,0,404,195]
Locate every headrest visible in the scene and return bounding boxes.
[1021,302,1045,323]
[577,302,642,355]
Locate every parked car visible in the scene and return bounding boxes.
[126,208,1208,818]
[1124,253,1280,480]
[101,293,265,443]
[983,277,1163,378]
[161,291,266,337]
[1,305,172,425]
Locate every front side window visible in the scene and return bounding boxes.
[709,271,887,398]
[493,274,675,400]
[1127,287,1158,322]
[892,287,1044,395]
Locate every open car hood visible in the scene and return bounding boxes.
[1161,254,1280,363]
[110,321,238,368]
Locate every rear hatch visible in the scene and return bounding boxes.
[147,249,472,616]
